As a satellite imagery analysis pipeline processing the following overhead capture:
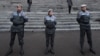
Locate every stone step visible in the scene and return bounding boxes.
[0,20,99,23]
[0,24,100,31]
[1,27,100,32]
[0,0,100,12]
[0,23,100,28]
[0,18,73,21]
[0,17,99,22]
[0,5,100,12]
[0,0,100,31]
[0,17,99,20]
[0,19,98,23]
[0,21,100,25]
[0,5,68,12]
[0,11,100,31]
[0,15,99,22]
[0,11,99,18]
[0,11,100,15]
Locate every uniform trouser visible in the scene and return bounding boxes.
[80,28,92,50]
[45,33,55,49]
[68,5,72,14]
[27,3,32,12]
[10,32,24,47]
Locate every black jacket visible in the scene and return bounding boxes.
[10,14,28,32]
[77,15,91,29]
[67,0,73,6]
[44,17,57,34]
[27,0,32,4]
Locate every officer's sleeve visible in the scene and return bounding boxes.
[54,21,57,25]
[44,17,47,25]
[54,17,57,25]
[24,16,28,22]
[10,13,14,22]
[76,12,80,24]
[88,12,91,20]
[67,0,68,2]
[71,0,73,5]
[30,0,32,3]
[22,12,28,22]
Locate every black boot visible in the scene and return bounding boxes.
[5,47,13,56]
[44,48,49,55]
[49,48,55,55]
[19,46,24,56]
[80,50,85,55]
[90,48,96,55]
[80,47,85,55]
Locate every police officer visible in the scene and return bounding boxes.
[44,9,57,55]
[76,4,96,55]
[67,0,73,14]
[27,0,32,12]
[5,4,28,56]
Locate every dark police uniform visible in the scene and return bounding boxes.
[10,11,28,47]
[6,11,28,56]
[44,15,57,54]
[67,0,73,14]
[27,0,32,12]
[76,10,93,52]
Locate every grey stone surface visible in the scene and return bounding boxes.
[0,31,100,56]
[0,0,100,31]
[0,11,100,31]
[0,0,100,11]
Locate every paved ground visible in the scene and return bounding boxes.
[0,30,100,56]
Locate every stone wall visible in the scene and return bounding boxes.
[72,0,100,11]
[0,0,100,11]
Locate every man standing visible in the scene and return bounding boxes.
[5,4,28,56]
[76,4,96,55]
[44,9,57,55]
[27,0,32,12]
[67,0,73,14]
